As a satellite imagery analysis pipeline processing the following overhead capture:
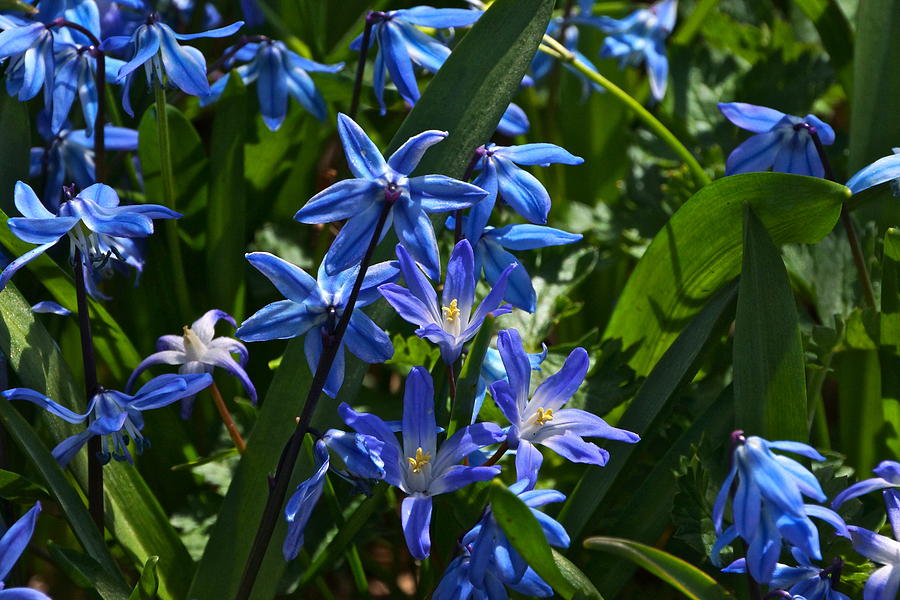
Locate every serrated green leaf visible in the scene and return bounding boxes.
[129,556,161,600]
[733,206,807,440]
[560,280,737,539]
[604,173,849,376]
[490,481,576,599]
[583,537,733,600]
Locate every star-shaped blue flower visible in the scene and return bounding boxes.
[724,549,850,600]
[378,240,514,365]
[102,13,243,115]
[489,329,639,487]
[203,38,343,131]
[339,366,504,559]
[0,181,179,291]
[295,113,487,279]
[718,102,835,177]
[236,252,397,398]
[350,7,481,114]
[3,373,212,466]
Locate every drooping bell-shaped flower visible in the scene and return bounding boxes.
[127,309,256,418]
[378,240,514,364]
[50,41,125,135]
[339,367,504,559]
[3,373,212,466]
[0,15,57,102]
[295,113,487,279]
[489,329,639,487]
[718,102,835,177]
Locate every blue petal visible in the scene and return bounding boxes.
[31,301,72,315]
[746,511,781,583]
[443,239,475,320]
[497,102,530,137]
[0,242,57,290]
[294,178,381,223]
[158,24,210,96]
[0,502,40,583]
[380,22,419,105]
[246,252,320,304]
[496,329,532,413]
[116,25,161,81]
[256,42,288,131]
[394,202,440,279]
[284,64,327,122]
[378,284,435,328]
[401,494,433,559]
[238,299,320,342]
[712,462,738,533]
[529,347,589,411]
[514,440,544,488]
[7,216,78,244]
[488,380,520,430]
[322,430,385,480]
[833,477,896,509]
[432,422,504,473]
[725,130,784,175]
[51,430,94,468]
[391,21,451,73]
[489,223,582,250]
[847,153,900,195]
[171,21,244,40]
[465,160,499,242]
[493,143,583,167]
[336,112,387,179]
[401,366,437,458]
[644,39,668,101]
[282,439,328,560]
[805,114,835,145]
[773,131,821,177]
[0,23,45,57]
[463,262,516,338]
[130,373,212,410]
[394,243,440,321]
[765,440,826,461]
[539,431,609,466]
[718,102,787,133]
[480,239,535,312]
[542,408,639,443]
[429,464,500,495]
[494,157,551,224]
[408,175,487,212]
[395,7,482,28]
[323,200,391,275]
[387,130,447,176]
[344,311,393,363]
[2,388,88,424]
[304,327,345,398]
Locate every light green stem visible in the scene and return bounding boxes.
[153,84,192,320]
[540,36,710,187]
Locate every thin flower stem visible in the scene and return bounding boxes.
[209,381,246,453]
[73,249,103,531]
[236,200,393,600]
[539,35,710,187]
[447,364,457,405]
[349,13,376,120]
[482,441,509,467]
[153,84,193,320]
[805,127,878,310]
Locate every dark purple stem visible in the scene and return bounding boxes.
[208,35,269,75]
[349,12,379,120]
[236,198,394,599]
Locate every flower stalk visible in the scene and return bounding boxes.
[209,381,246,453]
[236,200,393,599]
[348,12,376,119]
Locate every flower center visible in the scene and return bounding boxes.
[182,326,206,361]
[442,299,460,322]
[535,407,554,425]
[407,447,432,473]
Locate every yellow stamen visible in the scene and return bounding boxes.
[535,407,554,426]
[442,298,460,322]
[407,447,432,473]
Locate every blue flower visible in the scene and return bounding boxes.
[833,461,900,511]
[582,0,677,101]
[846,149,900,196]
[350,7,481,114]
[724,550,850,600]
[489,329,639,487]
[3,373,212,466]
[127,309,256,418]
[0,502,52,600]
[473,344,546,424]
[50,41,126,135]
[236,252,397,398]
[282,431,385,560]
[339,367,504,559]
[0,16,56,102]
[718,102,835,177]
[203,38,343,131]
[0,181,179,291]
[434,551,552,600]
[37,0,101,41]
[295,113,487,279]
[710,433,849,584]
[467,142,583,228]
[31,120,138,207]
[496,102,530,138]
[32,300,73,315]
[847,492,900,600]
[102,14,243,115]
[532,12,603,99]
[378,240,514,365]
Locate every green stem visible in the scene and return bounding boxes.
[153,84,192,320]
[539,36,710,187]
[807,353,834,448]
[321,473,369,597]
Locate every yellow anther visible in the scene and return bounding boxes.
[442,299,460,322]
[535,407,554,426]
[407,447,432,473]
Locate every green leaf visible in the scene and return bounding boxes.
[0,285,193,600]
[447,315,494,438]
[583,537,733,600]
[836,349,883,473]
[0,469,48,503]
[129,556,161,600]
[849,0,900,228]
[793,0,854,94]
[207,75,249,319]
[48,544,132,600]
[603,173,849,376]
[560,280,737,539]
[883,228,900,456]
[490,481,577,599]
[733,206,807,440]
[552,549,605,600]
[0,0,37,11]
[0,93,30,213]
[189,1,554,597]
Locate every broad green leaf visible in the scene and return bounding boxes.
[447,315,494,438]
[883,229,900,456]
[552,550,605,600]
[189,1,554,597]
[849,0,900,228]
[0,0,36,11]
[560,280,737,538]
[129,556,161,600]
[584,537,733,600]
[0,93,30,214]
[0,285,193,599]
[603,173,849,376]
[490,481,577,599]
[48,544,131,600]
[733,207,807,440]
[0,469,48,503]
[793,0,854,94]
[207,76,249,319]
[837,350,883,473]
